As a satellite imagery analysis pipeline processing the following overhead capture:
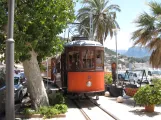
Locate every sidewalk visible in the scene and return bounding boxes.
[97,96,161,120]
[15,95,161,120]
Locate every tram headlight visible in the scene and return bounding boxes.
[86,81,92,87]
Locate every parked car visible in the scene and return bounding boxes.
[128,72,151,84]
[18,72,26,83]
[149,70,161,79]
[118,73,125,81]
[0,75,27,114]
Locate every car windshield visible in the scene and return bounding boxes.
[152,70,161,75]
[20,72,25,78]
[14,77,20,85]
[0,77,20,87]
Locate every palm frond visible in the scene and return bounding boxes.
[82,0,97,8]
[150,47,161,68]
[77,7,91,15]
[147,37,161,50]
[148,1,161,16]
[77,0,120,44]
[131,1,161,67]
[106,5,121,12]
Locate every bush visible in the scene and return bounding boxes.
[151,78,161,88]
[48,92,65,106]
[54,104,68,114]
[38,106,59,118]
[104,74,112,85]
[38,104,68,118]
[38,106,49,115]
[21,92,68,118]
[134,85,161,106]
[23,108,35,115]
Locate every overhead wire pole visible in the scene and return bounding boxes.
[113,29,119,82]
[6,0,15,119]
[89,10,93,40]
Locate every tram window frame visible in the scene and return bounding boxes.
[82,50,95,70]
[67,51,80,71]
[95,50,104,70]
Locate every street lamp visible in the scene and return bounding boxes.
[6,0,15,119]
[113,29,120,82]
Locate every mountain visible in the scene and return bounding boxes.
[123,46,151,58]
[104,47,116,55]
[117,50,127,54]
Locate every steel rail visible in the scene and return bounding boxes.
[71,99,91,120]
[89,98,120,120]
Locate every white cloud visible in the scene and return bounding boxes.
[104,31,134,50]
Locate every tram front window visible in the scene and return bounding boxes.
[96,50,103,70]
[82,50,94,69]
[68,51,80,71]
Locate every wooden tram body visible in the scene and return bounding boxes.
[61,38,105,95]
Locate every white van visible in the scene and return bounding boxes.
[129,72,151,84]
[126,69,151,84]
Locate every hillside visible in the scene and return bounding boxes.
[124,46,151,58]
[104,47,149,66]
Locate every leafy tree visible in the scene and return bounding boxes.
[0,0,75,109]
[0,68,5,88]
[131,1,161,68]
[0,1,7,62]
[77,0,120,44]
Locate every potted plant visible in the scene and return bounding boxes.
[134,84,161,112]
[124,84,138,97]
[104,73,123,97]
[104,73,113,85]
[104,73,112,91]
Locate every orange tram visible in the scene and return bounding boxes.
[60,37,105,99]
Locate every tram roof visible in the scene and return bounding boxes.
[65,40,103,47]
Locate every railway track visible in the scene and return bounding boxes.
[72,99,91,120]
[71,97,120,120]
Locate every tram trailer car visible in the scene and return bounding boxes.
[61,39,105,97]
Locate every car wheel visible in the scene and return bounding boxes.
[137,79,141,84]
[145,80,149,84]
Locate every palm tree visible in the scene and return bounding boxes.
[77,0,120,44]
[131,1,161,68]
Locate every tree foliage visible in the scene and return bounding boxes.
[14,0,75,62]
[0,0,76,108]
[0,0,7,62]
[131,1,161,67]
[0,0,75,62]
[77,0,120,44]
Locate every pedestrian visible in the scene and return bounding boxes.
[52,60,57,84]
[96,55,102,68]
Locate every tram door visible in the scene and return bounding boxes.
[61,52,67,89]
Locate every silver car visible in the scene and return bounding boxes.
[0,75,27,114]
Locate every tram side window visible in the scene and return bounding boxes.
[82,50,94,69]
[68,51,80,71]
[96,50,103,70]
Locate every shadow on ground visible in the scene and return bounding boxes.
[129,109,161,117]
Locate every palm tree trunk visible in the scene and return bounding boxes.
[23,50,49,110]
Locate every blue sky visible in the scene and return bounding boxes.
[62,0,160,50]
[104,0,156,50]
